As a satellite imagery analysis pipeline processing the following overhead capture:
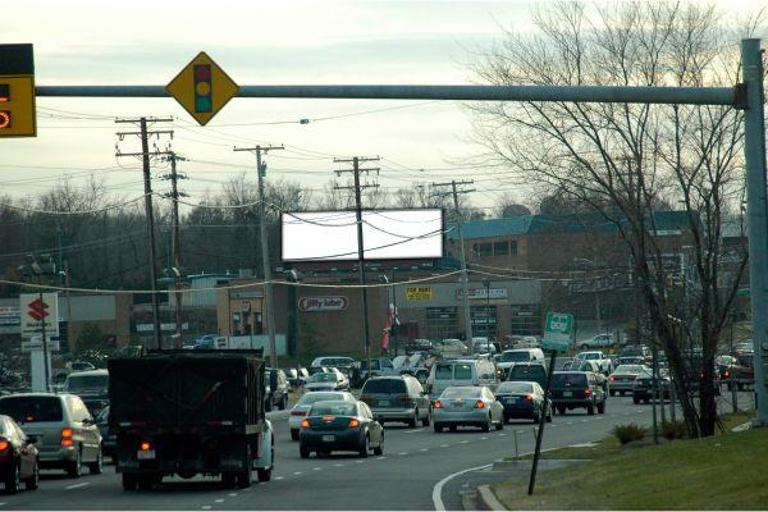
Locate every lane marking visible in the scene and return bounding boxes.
[376,456,387,460]
[228,493,238,497]
[550,424,559,428]
[432,463,494,511]
[398,452,408,456]
[404,428,424,434]
[214,499,225,503]
[275,476,284,481]
[420,448,429,452]
[293,471,302,476]
[480,436,488,440]
[440,444,449,448]
[0,503,7,507]
[333,463,345,467]
[201,507,211,511]
[498,433,507,437]
[65,482,90,490]
[566,422,574,425]
[459,440,469,444]
[355,460,364,464]
[580,419,588,423]
[313,467,321,471]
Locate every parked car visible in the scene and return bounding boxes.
[496,349,546,377]
[608,364,652,396]
[285,367,310,388]
[470,337,497,355]
[494,381,551,424]
[299,400,383,458]
[504,335,541,349]
[632,374,671,404]
[550,371,606,415]
[434,339,469,358]
[305,369,349,392]
[723,353,754,391]
[426,358,498,398]
[506,362,548,389]
[360,375,431,427]
[310,357,357,376]
[288,391,356,441]
[574,351,613,374]
[63,369,109,417]
[576,333,617,350]
[95,406,115,462]
[432,386,504,432]
[0,393,102,477]
[264,368,290,412]
[0,414,39,494]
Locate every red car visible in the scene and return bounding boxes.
[722,353,754,391]
[0,414,39,494]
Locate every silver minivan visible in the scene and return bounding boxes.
[426,358,498,398]
[0,393,102,477]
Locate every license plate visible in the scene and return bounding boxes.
[322,435,335,442]
[379,400,390,406]
[506,397,517,404]
[137,449,155,460]
[563,391,573,397]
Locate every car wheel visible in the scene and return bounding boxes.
[25,460,39,491]
[299,445,310,459]
[89,450,103,475]
[66,448,82,478]
[256,467,271,483]
[373,436,384,456]
[359,435,370,458]
[5,462,20,495]
[421,410,431,427]
[137,475,154,491]
[495,418,504,431]
[222,472,236,489]
[644,398,650,404]
[449,425,457,432]
[587,404,595,416]
[619,391,625,396]
[408,410,418,428]
[597,401,606,414]
[557,406,566,415]
[580,344,589,350]
[290,429,300,441]
[122,473,137,491]
[633,396,640,404]
[433,423,443,433]
[738,383,745,391]
[481,416,491,432]
[532,414,540,424]
[546,412,553,423]
[609,390,616,397]
[278,394,287,411]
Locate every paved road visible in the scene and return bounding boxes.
[0,392,754,511]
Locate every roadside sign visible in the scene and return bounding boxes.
[0,44,36,137]
[406,287,433,301]
[166,51,239,126]
[542,311,574,353]
[21,335,60,353]
[20,293,59,338]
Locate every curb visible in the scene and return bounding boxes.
[476,485,506,511]
[492,458,589,470]
[733,421,752,432]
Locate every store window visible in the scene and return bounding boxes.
[494,241,509,256]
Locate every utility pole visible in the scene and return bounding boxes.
[234,144,284,370]
[433,180,475,345]
[115,117,173,350]
[161,152,188,348]
[334,156,381,375]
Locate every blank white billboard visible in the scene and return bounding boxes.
[281,209,444,262]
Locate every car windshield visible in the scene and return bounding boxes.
[584,353,600,360]
[65,375,109,391]
[500,351,531,362]
[441,387,482,399]
[0,396,63,423]
[453,364,472,380]
[362,379,406,394]
[298,393,345,405]
[509,365,546,379]
[496,382,533,394]
[552,373,587,387]
[310,373,337,383]
[310,402,357,417]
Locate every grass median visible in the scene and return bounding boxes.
[492,413,766,510]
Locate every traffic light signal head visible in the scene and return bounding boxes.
[0,84,10,129]
[0,44,36,137]
[194,64,212,113]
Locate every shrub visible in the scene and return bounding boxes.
[613,423,647,445]
[661,419,688,440]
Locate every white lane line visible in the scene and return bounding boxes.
[420,448,429,452]
[580,419,588,423]
[433,463,494,511]
[566,421,574,425]
[333,463,344,467]
[498,433,507,437]
[275,476,285,481]
[624,412,631,416]
[459,440,469,444]
[214,499,225,503]
[440,444,449,448]
[313,467,322,471]
[201,507,211,511]
[228,493,238,497]
[550,424,559,428]
[0,503,7,507]
[480,436,488,440]
[293,471,302,476]
[376,456,387,460]
[355,460,365,464]
[398,452,408,456]
[404,428,424,434]
[65,482,90,490]
[636,410,644,414]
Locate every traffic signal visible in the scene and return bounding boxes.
[194,64,212,113]
[0,44,36,137]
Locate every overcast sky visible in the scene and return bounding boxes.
[2,0,765,213]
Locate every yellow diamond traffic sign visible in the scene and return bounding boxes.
[166,51,239,126]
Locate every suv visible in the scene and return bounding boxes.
[264,368,290,411]
[360,375,431,427]
[550,372,606,415]
[506,362,548,389]
[0,393,102,477]
[63,369,109,416]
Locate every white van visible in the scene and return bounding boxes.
[495,348,546,376]
[470,337,497,355]
[426,358,498,398]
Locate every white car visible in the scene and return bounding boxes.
[288,391,356,440]
[574,351,613,374]
[304,368,349,392]
[576,333,617,350]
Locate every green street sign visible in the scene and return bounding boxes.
[737,288,750,297]
[543,312,574,353]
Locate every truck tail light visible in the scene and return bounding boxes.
[139,441,152,451]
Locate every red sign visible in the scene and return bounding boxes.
[27,298,49,321]
[298,296,349,312]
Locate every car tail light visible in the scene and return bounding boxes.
[474,400,485,409]
[60,427,74,448]
[139,441,152,451]
[0,439,8,451]
[349,418,360,428]
[291,410,307,416]
[400,396,414,407]
[724,370,731,378]
[434,400,443,409]
[609,376,615,381]
[524,394,534,401]
[585,388,592,397]
[300,419,310,429]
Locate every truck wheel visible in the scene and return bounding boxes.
[222,472,236,489]
[633,396,640,404]
[256,467,271,483]
[137,476,153,491]
[299,445,310,459]
[290,429,300,441]
[237,470,252,488]
[122,473,137,491]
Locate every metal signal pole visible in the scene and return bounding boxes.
[162,152,188,348]
[234,144,284,370]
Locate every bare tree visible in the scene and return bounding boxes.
[470,0,761,437]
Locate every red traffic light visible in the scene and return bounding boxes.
[0,84,8,102]
[0,111,11,129]
[195,65,211,82]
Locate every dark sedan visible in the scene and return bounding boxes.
[0,414,39,494]
[494,381,552,424]
[299,400,383,459]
